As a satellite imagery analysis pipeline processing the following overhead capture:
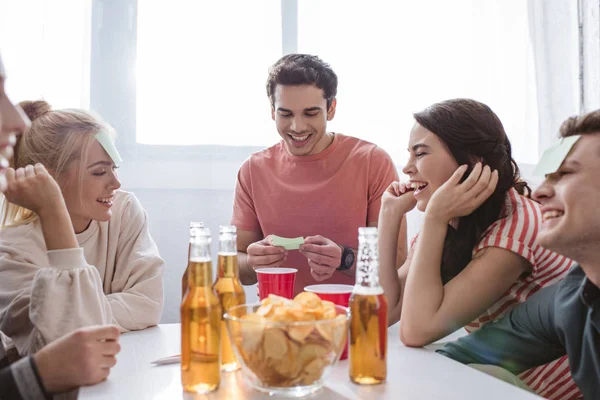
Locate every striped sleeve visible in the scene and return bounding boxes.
[473,190,538,267]
[409,234,418,251]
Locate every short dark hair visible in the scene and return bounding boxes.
[559,109,600,138]
[266,54,338,110]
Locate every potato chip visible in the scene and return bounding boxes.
[263,328,288,360]
[240,313,265,353]
[271,307,297,323]
[287,325,314,343]
[315,324,333,342]
[302,357,326,385]
[293,292,322,309]
[277,340,301,379]
[256,303,274,317]
[297,342,329,366]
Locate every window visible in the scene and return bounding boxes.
[1,0,571,173]
[297,0,539,165]
[136,1,282,146]
[0,0,90,109]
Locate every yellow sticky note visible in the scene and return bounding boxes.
[271,235,304,250]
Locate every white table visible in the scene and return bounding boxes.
[79,323,541,399]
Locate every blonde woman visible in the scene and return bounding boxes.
[0,100,164,357]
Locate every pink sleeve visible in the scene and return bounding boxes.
[472,193,538,267]
[231,158,262,233]
[367,147,399,223]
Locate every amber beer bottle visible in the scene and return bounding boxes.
[349,227,388,385]
[212,225,246,372]
[181,226,221,393]
[182,222,204,299]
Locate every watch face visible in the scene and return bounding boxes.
[345,253,353,266]
[338,246,354,271]
[344,248,355,268]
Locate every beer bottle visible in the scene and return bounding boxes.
[182,222,204,299]
[349,227,388,385]
[181,226,221,393]
[213,225,246,372]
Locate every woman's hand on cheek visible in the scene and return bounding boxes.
[425,163,499,223]
[4,163,65,216]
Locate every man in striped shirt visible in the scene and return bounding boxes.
[438,109,600,399]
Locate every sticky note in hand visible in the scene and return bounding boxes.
[533,135,581,176]
[271,235,305,250]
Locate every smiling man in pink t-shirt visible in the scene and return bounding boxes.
[231,54,406,294]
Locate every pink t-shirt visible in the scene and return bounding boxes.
[231,133,398,293]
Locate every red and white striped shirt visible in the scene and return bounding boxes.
[469,189,580,399]
[412,188,581,399]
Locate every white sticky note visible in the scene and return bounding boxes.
[533,135,581,176]
[271,235,304,250]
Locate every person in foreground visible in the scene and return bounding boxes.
[225,54,404,295]
[379,99,579,398]
[437,109,600,399]
[0,53,121,399]
[0,99,164,358]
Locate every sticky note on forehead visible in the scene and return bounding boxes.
[271,235,304,250]
[533,135,581,176]
[95,130,123,166]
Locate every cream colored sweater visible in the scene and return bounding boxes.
[0,190,164,356]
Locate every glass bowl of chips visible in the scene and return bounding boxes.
[224,293,349,397]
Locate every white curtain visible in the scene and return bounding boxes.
[528,0,600,152]
[580,0,600,112]
[527,0,580,153]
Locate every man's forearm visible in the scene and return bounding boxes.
[437,284,565,374]
[237,251,257,285]
[0,357,52,400]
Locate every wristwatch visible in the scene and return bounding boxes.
[337,245,355,271]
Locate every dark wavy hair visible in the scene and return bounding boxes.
[413,99,531,283]
[266,54,338,110]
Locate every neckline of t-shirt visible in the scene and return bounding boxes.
[281,132,341,162]
[76,220,99,244]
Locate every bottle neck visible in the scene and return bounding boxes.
[355,233,381,289]
[218,232,238,278]
[217,252,239,278]
[188,241,213,287]
[188,259,213,288]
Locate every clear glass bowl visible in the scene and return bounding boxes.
[224,303,349,397]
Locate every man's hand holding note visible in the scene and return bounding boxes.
[247,235,288,270]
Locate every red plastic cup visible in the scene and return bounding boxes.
[256,268,297,300]
[304,284,353,360]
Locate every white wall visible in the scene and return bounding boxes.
[127,188,253,324]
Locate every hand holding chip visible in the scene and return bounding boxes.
[299,235,343,282]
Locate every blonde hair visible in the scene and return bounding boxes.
[1,100,116,227]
